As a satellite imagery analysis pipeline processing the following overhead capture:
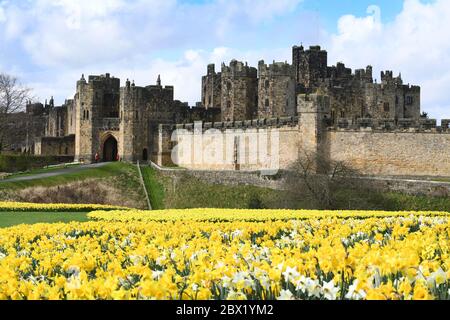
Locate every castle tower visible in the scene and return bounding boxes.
[292,45,328,92]
[257,60,296,118]
[298,93,330,172]
[119,80,150,162]
[201,64,222,109]
[221,60,258,121]
[74,74,120,162]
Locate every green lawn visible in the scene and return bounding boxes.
[0,212,89,228]
[0,162,136,190]
[140,166,166,209]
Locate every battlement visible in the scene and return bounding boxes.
[258,60,294,77]
[163,116,300,133]
[26,102,45,116]
[207,64,216,75]
[329,117,450,133]
[78,73,120,90]
[221,60,257,78]
[293,45,327,54]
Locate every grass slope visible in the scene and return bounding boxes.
[141,166,450,211]
[0,162,148,209]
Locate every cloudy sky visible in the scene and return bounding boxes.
[0,0,448,119]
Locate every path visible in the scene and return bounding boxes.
[0,162,110,183]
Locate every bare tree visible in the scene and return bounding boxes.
[285,150,361,209]
[0,73,32,151]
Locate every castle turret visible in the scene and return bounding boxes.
[74,73,120,162]
[298,93,330,171]
[292,45,328,92]
[119,80,156,162]
[257,60,296,118]
[201,64,222,109]
[221,60,258,121]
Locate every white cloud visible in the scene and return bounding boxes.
[0,0,307,106]
[327,0,450,120]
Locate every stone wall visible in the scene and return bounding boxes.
[159,119,300,172]
[35,135,75,156]
[156,168,450,197]
[326,129,450,176]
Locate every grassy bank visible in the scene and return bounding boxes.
[0,163,148,209]
[142,166,450,211]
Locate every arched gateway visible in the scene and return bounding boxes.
[103,135,118,162]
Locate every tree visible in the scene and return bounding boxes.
[284,150,361,209]
[0,73,32,151]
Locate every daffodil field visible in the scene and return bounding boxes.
[1,206,450,300]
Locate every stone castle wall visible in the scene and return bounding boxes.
[325,129,450,177]
[157,93,450,177]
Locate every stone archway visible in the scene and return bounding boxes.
[103,135,118,162]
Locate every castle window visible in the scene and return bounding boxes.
[227,82,232,91]
[406,96,413,105]
[87,110,89,120]
[395,96,399,105]
[384,102,390,112]
[227,101,231,109]
[265,99,270,108]
[83,110,85,120]
[208,96,212,105]
[340,110,345,118]
[135,111,139,120]
[265,80,269,89]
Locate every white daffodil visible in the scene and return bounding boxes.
[282,266,300,284]
[432,268,447,286]
[277,289,295,300]
[305,278,321,298]
[295,275,308,292]
[322,280,339,300]
[155,255,166,266]
[221,276,232,288]
[345,279,366,300]
[152,270,164,280]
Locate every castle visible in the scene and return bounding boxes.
[21,45,450,177]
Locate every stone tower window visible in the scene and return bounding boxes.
[87,110,89,120]
[406,96,413,105]
[227,82,232,91]
[265,80,269,89]
[340,110,345,118]
[135,111,139,120]
[227,101,231,109]
[265,99,270,108]
[384,102,390,112]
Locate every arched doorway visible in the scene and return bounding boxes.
[103,136,118,162]
[143,148,149,161]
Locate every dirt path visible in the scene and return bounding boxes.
[0,163,110,183]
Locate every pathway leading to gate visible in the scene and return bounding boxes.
[0,162,111,183]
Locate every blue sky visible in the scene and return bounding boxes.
[0,0,449,119]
